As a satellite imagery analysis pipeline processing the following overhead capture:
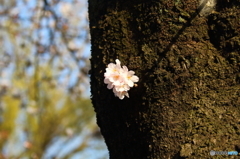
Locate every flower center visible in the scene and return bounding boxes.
[113,74,120,80]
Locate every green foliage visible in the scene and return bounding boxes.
[0,62,97,158]
[0,0,107,158]
[0,96,20,151]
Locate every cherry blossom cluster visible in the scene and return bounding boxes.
[104,59,139,99]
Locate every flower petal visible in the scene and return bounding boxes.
[104,78,110,84]
[127,80,134,87]
[107,63,115,68]
[104,59,139,99]
[116,59,121,65]
[122,66,128,72]
[125,92,129,98]
[107,83,113,89]
[128,70,135,75]
[131,76,139,82]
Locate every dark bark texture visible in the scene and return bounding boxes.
[89,0,240,158]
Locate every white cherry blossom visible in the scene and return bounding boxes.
[104,59,139,99]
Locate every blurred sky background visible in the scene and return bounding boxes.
[0,0,108,158]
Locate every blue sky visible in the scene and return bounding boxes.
[0,0,108,158]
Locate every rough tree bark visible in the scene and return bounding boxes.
[89,0,240,158]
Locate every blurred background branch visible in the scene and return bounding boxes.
[0,0,107,158]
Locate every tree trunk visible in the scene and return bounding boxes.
[89,0,240,158]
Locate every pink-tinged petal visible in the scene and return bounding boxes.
[105,70,113,75]
[118,92,125,99]
[125,92,129,98]
[118,95,124,99]
[124,84,130,91]
[104,78,110,84]
[118,84,129,91]
[107,83,113,89]
[114,85,120,91]
[108,63,115,68]
[128,70,135,75]
[122,66,128,72]
[104,72,111,78]
[114,87,120,92]
[106,67,111,71]
[115,59,121,65]
[113,80,121,86]
[127,80,134,87]
[113,87,117,94]
[109,78,115,83]
[131,76,139,82]
[118,87,125,92]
